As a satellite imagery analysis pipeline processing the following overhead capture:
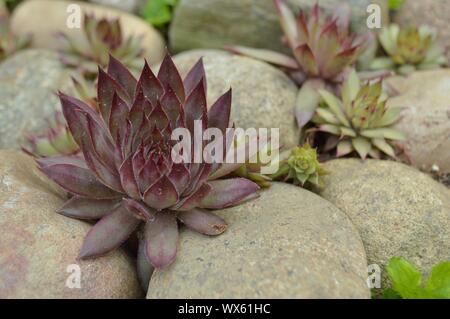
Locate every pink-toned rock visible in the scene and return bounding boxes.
[386,69,450,173]
[0,150,142,299]
[10,0,165,66]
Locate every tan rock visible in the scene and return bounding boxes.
[386,69,450,173]
[0,49,73,150]
[0,150,142,298]
[11,0,165,66]
[166,50,299,148]
[147,183,370,299]
[320,159,450,289]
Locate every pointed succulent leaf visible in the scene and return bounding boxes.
[158,53,185,102]
[372,138,396,158]
[178,208,227,236]
[137,239,154,292]
[208,89,232,134]
[199,178,259,209]
[37,156,120,199]
[360,128,405,140]
[226,46,298,69]
[119,155,141,200]
[79,204,140,259]
[183,58,207,96]
[318,89,350,126]
[352,136,372,159]
[143,175,179,210]
[295,79,324,128]
[138,60,164,105]
[336,140,353,157]
[107,54,137,97]
[144,212,178,269]
[122,197,155,221]
[58,196,121,220]
[274,0,299,47]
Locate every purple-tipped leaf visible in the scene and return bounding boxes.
[78,204,140,259]
[144,212,178,269]
[143,175,179,210]
[137,239,154,291]
[177,208,227,236]
[58,196,121,220]
[38,157,120,199]
[208,89,232,134]
[158,53,185,102]
[119,155,141,200]
[123,198,155,221]
[184,80,207,134]
[97,67,130,122]
[137,61,164,106]
[183,58,207,96]
[107,54,137,98]
[175,183,212,211]
[199,178,259,209]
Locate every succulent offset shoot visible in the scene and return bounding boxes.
[270,144,326,188]
[37,54,260,286]
[24,112,79,158]
[311,70,405,159]
[370,24,448,75]
[0,6,30,61]
[57,13,144,78]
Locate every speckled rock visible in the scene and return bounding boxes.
[394,0,450,61]
[147,183,370,299]
[162,50,299,148]
[0,49,73,150]
[11,0,165,66]
[169,0,388,53]
[320,159,450,289]
[0,150,142,298]
[386,70,450,173]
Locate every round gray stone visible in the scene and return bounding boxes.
[147,183,370,299]
[320,159,450,289]
[0,49,73,150]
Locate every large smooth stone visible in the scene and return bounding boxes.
[167,50,299,148]
[147,183,370,299]
[394,0,450,61]
[169,0,388,53]
[0,49,72,150]
[0,150,142,298]
[386,69,450,173]
[11,0,165,65]
[320,159,450,288]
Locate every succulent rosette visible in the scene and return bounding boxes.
[227,1,377,129]
[37,54,260,282]
[311,70,405,159]
[24,112,79,158]
[229,1,367,84]
[57,13,144,78]
[370,24,448,75]
[270,144,326,187]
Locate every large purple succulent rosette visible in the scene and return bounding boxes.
[37,53,260,275]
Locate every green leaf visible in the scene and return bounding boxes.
[425,262,450,298]
[388,0,405,10]
[352,136,371,159]
[382,288,402,299]
[141,0,179,27]
[386,257,423,299]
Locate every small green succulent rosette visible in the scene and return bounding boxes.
[271,144,326,188]
[370,24,448,75]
